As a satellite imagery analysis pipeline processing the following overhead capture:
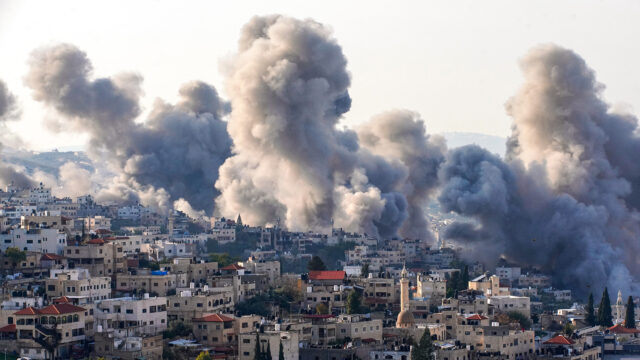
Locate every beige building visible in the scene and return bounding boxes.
[14,303,89,359]
[455,324,535,359]
[83,215,111,230]
[192,313,260,348]
[469,274,510,297]
[94,296,167,336]
[336,314,383,343]
[240,257,281,285]
[416,273,447,298]
[488,295,531,318]
[116,271,187,296]
[94,332,163,360]
[239,330,300,360]
[64,240,126,276]
[46,268,112,302]
[162,257,219,284]
[167,288,234,325]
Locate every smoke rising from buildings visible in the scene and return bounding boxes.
[214,15,444,238]
[0,79,36,189]
[439,44,640,296]
[7,16,640,296]
[25,44,232,213]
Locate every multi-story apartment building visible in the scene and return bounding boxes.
[167,288,234,325]
[488,295,531,318]
[46,268,112,302]
[455,324,535,359]
[0,227,67,254]
[191,314,261,348]
[64,239,126,276]
[14,303,88,359]
[83,216,111,231]
[162,257,219,285]
[239,257,281,285]
[94,295,168,336]
[116,271,188,296]
[416,273,447,299]
[238,330,300,360]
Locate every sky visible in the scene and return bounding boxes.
[1,0,639,151]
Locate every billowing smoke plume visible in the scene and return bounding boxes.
[25,44,232,213]
[358,110,445,240]
[439,44,640,296]
[215,15,444,238]
[0,80,36,189]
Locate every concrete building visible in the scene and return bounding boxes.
[167,288,234,325]
[488,295,531,318]
[238,330,300,360]
[455,324,535,359]
[14,303,88,359]
[191,313,260,348]
[94,296,168,336]
[0,227,67,254]
[64,240,126,276]
[46,268,112,302]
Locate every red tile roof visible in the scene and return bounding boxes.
[0,324,16,333]
[193,314,234,322]
[466,314,488,320]
[14,307,38,315]
[608,324,640,334]
[86,238,105,245]
[53,296,71,304]
[309,270,345,281]
[15,304,85,315]
[301,314,335,319]
[41,253,64,261]
[221,264,244,271]
[543,335,575,345]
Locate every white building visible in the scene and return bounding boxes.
[0,227,67,254]
[495,267,522,282]
[94,295,168,336]
[29,183,53,204]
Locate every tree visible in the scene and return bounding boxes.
[460,266,470,290]
[361,263,370,278]
[411,327,434,360]
[5,247,26,273]
[254,333,263,360]
[563,322,574,336]
[506,311,532,329]
[307,255,326,271]
[196,352,212,360]
[346,290,365,314]
[279,341,285,360]
[316,303,329,315]
[597,288,613,327]
[585,293,596,326]
[265,341,273,360]
[625,295,636,329]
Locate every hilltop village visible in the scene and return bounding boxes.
[0,182,635,360]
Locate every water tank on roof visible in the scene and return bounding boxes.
[151,270,167,276]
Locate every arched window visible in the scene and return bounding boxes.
[73,314,79,322]
[41,316,48,324]
[67,315,72,323]
[61,316,67,324]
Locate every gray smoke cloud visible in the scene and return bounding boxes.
[358,110,446,240]
[25,44,232,213]
[215,15,444,239]
[0,79,36,190]
[440,44,640,296]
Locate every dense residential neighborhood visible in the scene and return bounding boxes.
[0,182,634,360]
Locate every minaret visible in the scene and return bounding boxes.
[400,264,409,312]
[616,290,624,324]
[396,263,415,328]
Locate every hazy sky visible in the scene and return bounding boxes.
[1,0,639,151]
